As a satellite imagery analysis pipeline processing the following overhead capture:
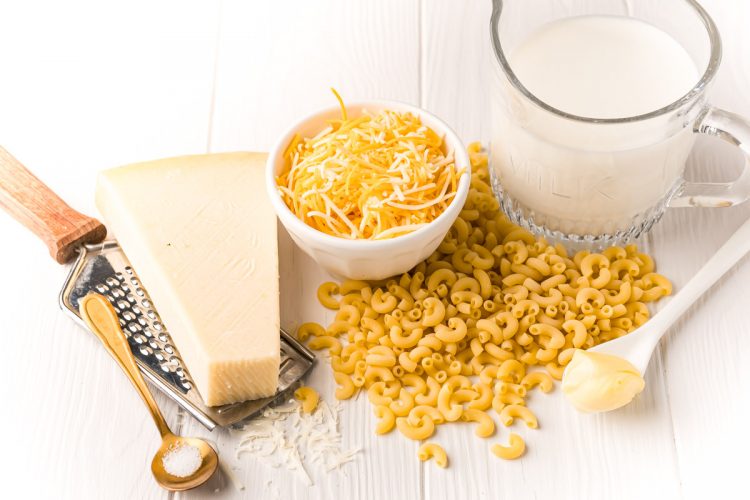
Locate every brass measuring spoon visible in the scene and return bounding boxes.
[79,293,218,491]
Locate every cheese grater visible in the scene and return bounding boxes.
[0,147,315,430]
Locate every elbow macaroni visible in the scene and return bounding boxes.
[491,433,525,460]
[294,386,319,414]
[317,282,340,310]
[418,442,448,468]
[334,372,357,400]
[521,371,554,393]
[374,405,396,434]
[461,409,495,437]
[396,415,435,440]
[299,143,671,465]
[296,322,326,341]
[500,405,538,428]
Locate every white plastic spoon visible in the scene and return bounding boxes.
[587,216,750,375]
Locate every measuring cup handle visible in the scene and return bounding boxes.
[0,146,106,263]
[669,107,750,208]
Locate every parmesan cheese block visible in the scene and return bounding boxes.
[95,152,280,406]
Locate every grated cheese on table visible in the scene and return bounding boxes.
[276,91,461,240]
[234,397,360,486]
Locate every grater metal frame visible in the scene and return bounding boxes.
[58,240,315,430]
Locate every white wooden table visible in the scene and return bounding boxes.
[1,1,748,499]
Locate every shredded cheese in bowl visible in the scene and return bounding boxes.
[276,91,463,240]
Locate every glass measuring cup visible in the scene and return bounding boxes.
[489,0,750,245]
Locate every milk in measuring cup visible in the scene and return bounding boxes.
[490,15,701,237]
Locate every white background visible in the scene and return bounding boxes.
[0,1,748,499]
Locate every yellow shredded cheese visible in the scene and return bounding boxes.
[276,93,462,240]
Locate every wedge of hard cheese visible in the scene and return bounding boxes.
[95,152,279,406]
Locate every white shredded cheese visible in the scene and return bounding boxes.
[234,398,360,486]
[219,460,245,492]
[276,93,463,240]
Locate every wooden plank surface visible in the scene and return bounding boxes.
[648,2,750,498]
[208,0,421,153]
[177,2,422,499]
[0,1,220,499]
[0,0,748,499]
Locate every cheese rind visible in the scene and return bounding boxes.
[96,152,280,406]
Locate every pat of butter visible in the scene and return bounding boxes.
[562,350,645,413]
[95,152,280,406]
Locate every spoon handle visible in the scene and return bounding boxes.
[79,293,172,437]
[656,216,750,333]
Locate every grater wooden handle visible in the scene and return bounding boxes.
[0,146,106,263]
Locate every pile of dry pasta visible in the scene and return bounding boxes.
[276,93,462,240]
[297,143,672,464]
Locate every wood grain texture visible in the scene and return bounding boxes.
[178,2,423,499]
[0,0,220,218]
[0,0,748,499]
[420,0,492,144]
[208,0,421,153]
[421,1,677,499]
[0,1,220,499]
[0,146,106,263]
[648,3,750,499]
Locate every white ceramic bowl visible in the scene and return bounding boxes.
[266,100,471,280]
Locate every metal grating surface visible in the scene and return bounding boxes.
[59,241,315,430]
